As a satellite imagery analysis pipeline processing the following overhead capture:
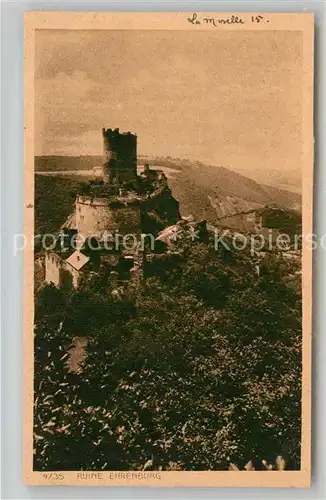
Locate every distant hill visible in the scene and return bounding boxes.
[35,156,301,225]
[35,155,103,172]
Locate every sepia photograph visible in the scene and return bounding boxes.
[24,12,314,487]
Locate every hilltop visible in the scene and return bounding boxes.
[34,152,302,472]
[35,155,301,228]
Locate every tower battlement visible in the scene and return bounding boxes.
[102,127,137,184]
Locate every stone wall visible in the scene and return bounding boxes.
[45,252,80,290]
[102,128,137,184]
[45,252,61,287]
[75,195,141,239]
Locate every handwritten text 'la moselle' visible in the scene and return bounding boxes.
[187,13,268,27]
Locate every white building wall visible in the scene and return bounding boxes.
[45,252,61,287]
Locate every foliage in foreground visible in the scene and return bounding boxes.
[34,243,302,471]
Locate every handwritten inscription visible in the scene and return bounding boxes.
[187,13,269,26]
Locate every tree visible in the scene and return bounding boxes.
[34,239,302,470]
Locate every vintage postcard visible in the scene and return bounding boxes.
[24,12,314,487]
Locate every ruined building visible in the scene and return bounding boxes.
[44,128,180,292]
[102,128,137,184]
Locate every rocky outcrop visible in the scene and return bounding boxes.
[141,185,180,235]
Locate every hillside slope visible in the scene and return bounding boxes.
[35,156,301,225]
[167,162,301,222]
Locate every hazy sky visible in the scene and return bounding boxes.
[35,29,302,180]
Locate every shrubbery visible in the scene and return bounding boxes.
[34,241,301,471]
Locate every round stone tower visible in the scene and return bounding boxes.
[102,128,137,184]
[75,194,141,240]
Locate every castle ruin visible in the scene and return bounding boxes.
[44,128,180,292]
[102,128,137,184]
